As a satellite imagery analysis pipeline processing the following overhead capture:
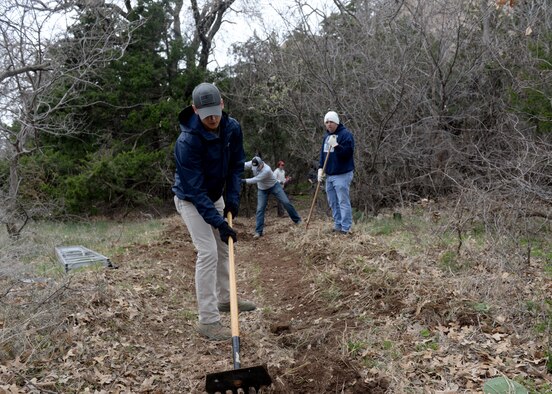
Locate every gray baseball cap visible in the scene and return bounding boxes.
[192,83,222,119]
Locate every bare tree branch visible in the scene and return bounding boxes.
[0,0,138,236]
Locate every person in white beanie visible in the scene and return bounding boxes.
[324,111,340,125]
[242,156,302,237]
[317,110,355,234]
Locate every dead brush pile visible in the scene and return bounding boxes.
[283,206,552,392]
[0,269,123,393]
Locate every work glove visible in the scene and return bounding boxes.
[328,134,338,148]
[317,168,325,183]
[241,179,247,184]
[218,221,237,244]
[223,202,239,219]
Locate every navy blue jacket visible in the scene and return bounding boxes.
[319,123,355,175]
[172,106,245,228]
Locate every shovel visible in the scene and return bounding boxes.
[306,148,331,229]
[205,213,272,394]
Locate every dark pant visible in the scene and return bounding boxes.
[256,183,301,235]
[276,185,286,216]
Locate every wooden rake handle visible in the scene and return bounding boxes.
[226,213,241,369]
[305,148,331,229]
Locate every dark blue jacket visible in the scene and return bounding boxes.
[172,106,245,228]
[319,124,355,175]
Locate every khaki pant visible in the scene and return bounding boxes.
[174,196,230,324]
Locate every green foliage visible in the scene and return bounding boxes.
[440,250,459,271]
[471,302,491,314]
[346,339,366,356]
[519,238,552,275]
[532,299,552,335]
[515,378,552,394]
[79,7,184,150]
[381,340,393,350]
[315,272,343,303]
[321,282,342,303]
[352,208,366,223]
[60,148,169,214]
[415,341,439,352]
[510,35,552,134]
[24,0,221,216]
[511,87,552,133]
[19,146,82,200]
[175,309,197,321]
[0,157,8,192]
[17,142,173,216]
[420,328,431,338]
[470,222,486,239]
[531,243,552,276]
[483,376,528,394]
[369,216,404,236]
[415,328,439,351]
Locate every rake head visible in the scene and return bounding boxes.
[205,365,272,394]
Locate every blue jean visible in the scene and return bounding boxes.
[325,171,353,232]
[256,183,301,235]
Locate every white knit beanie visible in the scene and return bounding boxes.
[324,111,340,124]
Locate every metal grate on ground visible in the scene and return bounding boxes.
[55,245,116,272]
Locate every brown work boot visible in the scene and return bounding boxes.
[197,321,231,341]
[218,300,257,312]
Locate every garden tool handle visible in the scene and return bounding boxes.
[226,213,240,339]
[305,148,331,229]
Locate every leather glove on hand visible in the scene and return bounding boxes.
[328,134,338,148]
[218,221,237,244]
[223,202,239,219]
[317,168,325,183]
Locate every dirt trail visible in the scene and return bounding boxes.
[55,215,370,393]
[85,211,381,393]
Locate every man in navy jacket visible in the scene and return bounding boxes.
[318,111,355,234]
[173,83,255,341]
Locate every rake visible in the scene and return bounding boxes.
[205,213,272,393]
[305,148,331,229]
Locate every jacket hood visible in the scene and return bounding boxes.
[178,105,229,140]
[178,106,196,125]
[326,123,345,136]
